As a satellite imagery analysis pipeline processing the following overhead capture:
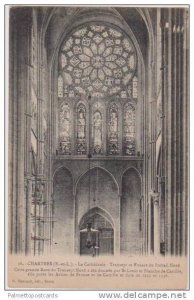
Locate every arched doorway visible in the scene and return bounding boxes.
[75,167,119,254]
[79,207,114,256]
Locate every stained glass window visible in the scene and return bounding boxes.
[57,23,138,156]
[77,103,87,155]
[132,76,138,99]
[93,111,102,154]
[58,75,63,98]
[58,102,71,154]
[58,24,137,99]
[123,103,136,156]
[108,103,119,155]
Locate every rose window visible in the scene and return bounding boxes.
[91,55,104,68]
[58,24,137,98]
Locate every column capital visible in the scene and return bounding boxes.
[150,191,160,204]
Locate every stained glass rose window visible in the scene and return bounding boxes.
[58,24,137,99]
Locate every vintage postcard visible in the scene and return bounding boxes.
[6,4,189,290]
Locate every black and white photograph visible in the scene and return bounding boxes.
[5,3,190,291]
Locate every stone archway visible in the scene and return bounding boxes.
[75,167,119,254]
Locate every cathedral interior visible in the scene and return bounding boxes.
[8,6,189,256]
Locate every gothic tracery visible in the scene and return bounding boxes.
[58,24,137,99]
[57,23,138,156]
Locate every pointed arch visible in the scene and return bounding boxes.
[79,206,114,229]
[122,166,142,183]
[75,166,120,196]
[53,165,73,182]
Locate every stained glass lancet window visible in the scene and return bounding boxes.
[108,103,119,155]
[58,102,71,154]
[93,111,102,154]
[77,103,87,155]
[132,76,138,99]
[123,103,136,156]
[58,75,63,98]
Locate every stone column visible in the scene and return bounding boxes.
[73,191,77,254]
[24,178,32,255]
[182,8,189,256]
[152,192,160,255]
[115,194,121,255]
[147,199,152,255]
[73,189,79,255]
